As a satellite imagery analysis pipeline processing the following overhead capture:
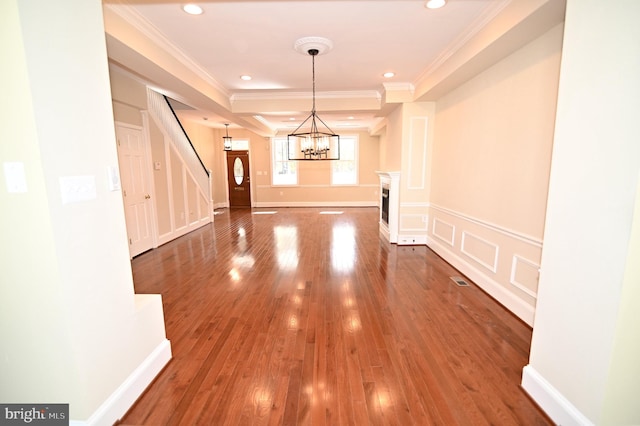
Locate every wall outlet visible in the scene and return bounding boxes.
[397,235,428,246]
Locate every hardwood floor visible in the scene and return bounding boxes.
[119,207,550,425]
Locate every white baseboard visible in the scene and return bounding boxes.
[158,219,210,246]
[70,339,172,426]
[521,365,594,426]
[427,237,535,326]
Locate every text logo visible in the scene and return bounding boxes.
[1,404,68,425]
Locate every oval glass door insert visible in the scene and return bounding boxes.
[233,157,244,185]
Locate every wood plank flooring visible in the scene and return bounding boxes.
[118,207,550,425]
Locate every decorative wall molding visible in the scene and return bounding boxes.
[432,218,455,246]
[231,90,381,102]
[416,0,512,82]
[430,203,542,247]
[399,202,430,208]
[256,183,379,189]
[510,255,540,298]
[460,231,499,273]
[407,117,428,190]
[253,201,377,208]
[428,237,535,325]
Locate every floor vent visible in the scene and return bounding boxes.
[450,276,470,287]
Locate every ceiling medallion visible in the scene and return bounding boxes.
[293,36,334,56]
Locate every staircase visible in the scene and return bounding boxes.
[146,88,213,243]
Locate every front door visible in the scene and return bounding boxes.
[227,150,251,208]
[116,124,154,257]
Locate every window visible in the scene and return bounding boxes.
[332,135,358,185]
[272,137,297,185]
[228,139,249,151]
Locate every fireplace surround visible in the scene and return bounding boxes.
[376,171,400,243]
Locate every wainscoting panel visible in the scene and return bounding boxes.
[427,204,543,325]
[432,218,455,247]
[400,214,428,232]
[461,231,499,273]
[510,255,540,298]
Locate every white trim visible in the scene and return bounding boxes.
[460,231,499,273]
[430,203,542,247]
[69,339,172,426]
[416,0,511,82]
[510,255,539,298]
[231,89,381,102]
[521,365,594,426]
[253,201,377,208]
[258,184,378,189]
[407,117,428,190]
[162,134,174,234]
[157,215,210,246]
[182,166,189,226]
[382,82,415,93]
[428,236,535,325]
[432,217,455,247]
[104,4,228,96]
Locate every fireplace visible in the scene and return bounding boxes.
[376,171,400,243]
[381,184,390,224]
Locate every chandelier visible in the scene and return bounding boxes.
[288,38,340,160]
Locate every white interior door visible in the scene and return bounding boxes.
[116,124,154,257]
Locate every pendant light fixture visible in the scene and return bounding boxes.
[288,37,340,160]
[223,123,232,151]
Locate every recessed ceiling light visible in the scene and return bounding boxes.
[240,75,252,81]
[425,0,446,9]
[383,72,395,78]
[182,4,203,15]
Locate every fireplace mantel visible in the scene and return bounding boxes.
[376,171,400,243]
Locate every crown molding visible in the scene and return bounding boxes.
[104,2,230,98]
[382,82,415,93]
[416,0,512,83]
[230,90,382,103]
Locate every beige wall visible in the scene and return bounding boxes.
[257,130,380,207]
[0,0,168,422]
[382,106,403,172]
[426,24,563,324]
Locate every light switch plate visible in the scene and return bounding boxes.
[3,162,28,193]
[60,175,97,204]
[107,166,121,191]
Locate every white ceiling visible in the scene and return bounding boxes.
[103,0,565,135]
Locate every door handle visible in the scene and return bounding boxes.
[145,194,151,199]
